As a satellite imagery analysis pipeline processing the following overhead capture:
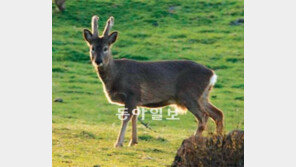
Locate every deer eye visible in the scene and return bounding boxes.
[91,46,95,52]
[103,47,108,52]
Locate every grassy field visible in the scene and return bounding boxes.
[52,0,244,166]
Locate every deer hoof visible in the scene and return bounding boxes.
[114,143,123,148]
[128,140,138,147]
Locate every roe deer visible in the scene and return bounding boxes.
[83,16,224,147]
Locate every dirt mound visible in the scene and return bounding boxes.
[172,130,244,167]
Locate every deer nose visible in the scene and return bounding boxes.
[95,59,103,66]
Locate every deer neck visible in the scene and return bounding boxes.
[96,57,115,89]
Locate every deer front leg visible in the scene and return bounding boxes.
[129,114,138,146]
[114,96,136,147]
[114,114,131,147]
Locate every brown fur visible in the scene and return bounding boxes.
[83,16,224,147]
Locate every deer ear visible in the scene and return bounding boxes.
[83,29,93,43]
[108,31,118,44]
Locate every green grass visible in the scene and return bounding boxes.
[52,0,244,166]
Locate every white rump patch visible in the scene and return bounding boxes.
[209,73,217,86]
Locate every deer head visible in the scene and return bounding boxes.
[83,16,118,67]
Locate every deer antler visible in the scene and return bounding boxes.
[103,16,114,37]
[91,15,99,37]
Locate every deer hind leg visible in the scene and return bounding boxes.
[201,85,224,135]
[183,99,209,136]
[205,102,224,135]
